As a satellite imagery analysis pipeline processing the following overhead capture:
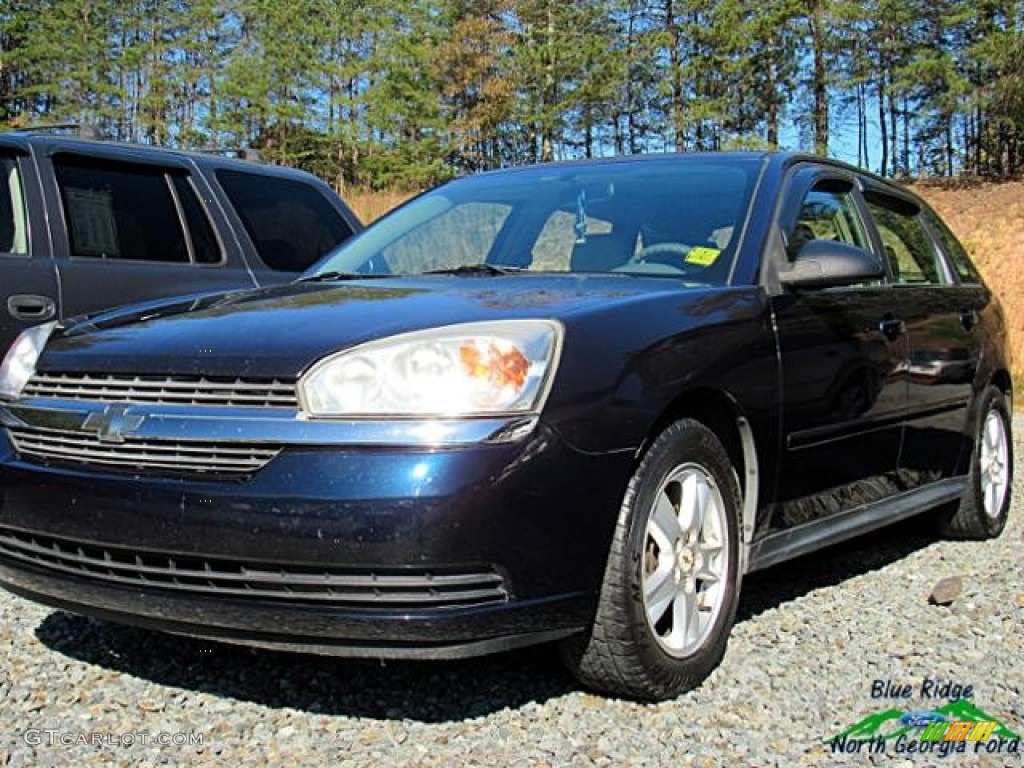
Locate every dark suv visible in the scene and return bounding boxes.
[0,129,362,351]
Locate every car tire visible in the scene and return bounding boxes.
[938,386,1013,540]
[560,418,742,701]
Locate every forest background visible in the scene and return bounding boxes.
[1,1,1022,378]
[1,0,1022,191]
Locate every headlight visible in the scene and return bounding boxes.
[0,322,57,400]
[299,320,562,417]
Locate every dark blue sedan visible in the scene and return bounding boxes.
[0,153,1012,700]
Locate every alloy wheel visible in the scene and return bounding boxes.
[980,407,1010,519]
[642,463,729,657]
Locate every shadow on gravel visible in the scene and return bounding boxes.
[736,513,942,623]
[34,515,942,720]
[35,612,575,722]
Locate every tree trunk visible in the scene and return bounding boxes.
[888,88,898,174]
[624,6,636,155]
[974,103,982,175]
[945,113,954,176]
[901,95,910,175]
[666,0,685,151]
[810,0,828,155]
[877,73,888,176]
[962,112,973,176]
[856,81,867,168]
[541,1,556,162]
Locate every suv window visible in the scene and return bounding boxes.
[788,181,870,256]
[921,208,980,284]
[217,171,355,272]
[865,193,947,285]
[54,156,219,264]
[0,155,29,256]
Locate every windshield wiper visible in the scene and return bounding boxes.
[295,270,397,283]
[423,263,530,276]
[300,264,530,282]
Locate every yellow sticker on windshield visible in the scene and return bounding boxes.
[685,246,721,266]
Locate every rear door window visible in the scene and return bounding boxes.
[0,154,29,256]
[53,155,221,264]
[865,193,948,285]
[216,171,355,272]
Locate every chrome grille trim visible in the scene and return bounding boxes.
[23,373,298,408]
[8,427,278,478]
[0,528,509,608]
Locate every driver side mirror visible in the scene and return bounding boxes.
[779,239,884,290]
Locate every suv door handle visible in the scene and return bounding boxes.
[879,317,906,340]
[959,308,978,331]
[8,294,57,322]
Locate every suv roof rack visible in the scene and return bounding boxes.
[195,147,267,164]
[13,123,103,140]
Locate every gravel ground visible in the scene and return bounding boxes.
[2,420,1022,767]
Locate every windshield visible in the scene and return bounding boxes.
[312,156,762,282]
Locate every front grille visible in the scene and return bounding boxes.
[0,528,509,608]
[7,426,278,479]
[23,372,298,409]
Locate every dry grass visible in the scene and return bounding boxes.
[346,189,414,223]
[915,181,1024,385]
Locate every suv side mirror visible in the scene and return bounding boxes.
[779,240,884,290]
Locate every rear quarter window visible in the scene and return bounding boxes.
[216,170,355,272]
[922,208,981,284]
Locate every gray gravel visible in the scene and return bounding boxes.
[2,419,1022,767]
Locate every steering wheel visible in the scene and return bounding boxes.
[620,241,701,275]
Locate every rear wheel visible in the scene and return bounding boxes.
[939,386,1012,539]
[561,418,742,700]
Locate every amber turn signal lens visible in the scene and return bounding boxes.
[459,340,529,394]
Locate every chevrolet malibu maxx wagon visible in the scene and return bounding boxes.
[0,153,1012,700]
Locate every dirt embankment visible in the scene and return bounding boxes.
[916,181,1024,384]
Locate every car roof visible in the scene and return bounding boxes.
[0,131,321,182]
[465,150,770,179]
[449,150,911,196]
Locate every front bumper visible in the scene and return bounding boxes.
[0,414,633,657]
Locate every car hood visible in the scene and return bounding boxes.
[40,275,695,378]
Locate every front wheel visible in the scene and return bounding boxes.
[561,418,742,701]
[939,386,1013,539]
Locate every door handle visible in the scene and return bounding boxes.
[7,294,57,322]
[879,317,906,340]
[959,308,978,331]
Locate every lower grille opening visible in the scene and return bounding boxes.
[0,528,509,609]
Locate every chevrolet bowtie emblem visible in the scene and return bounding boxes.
[82,404,145,443]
